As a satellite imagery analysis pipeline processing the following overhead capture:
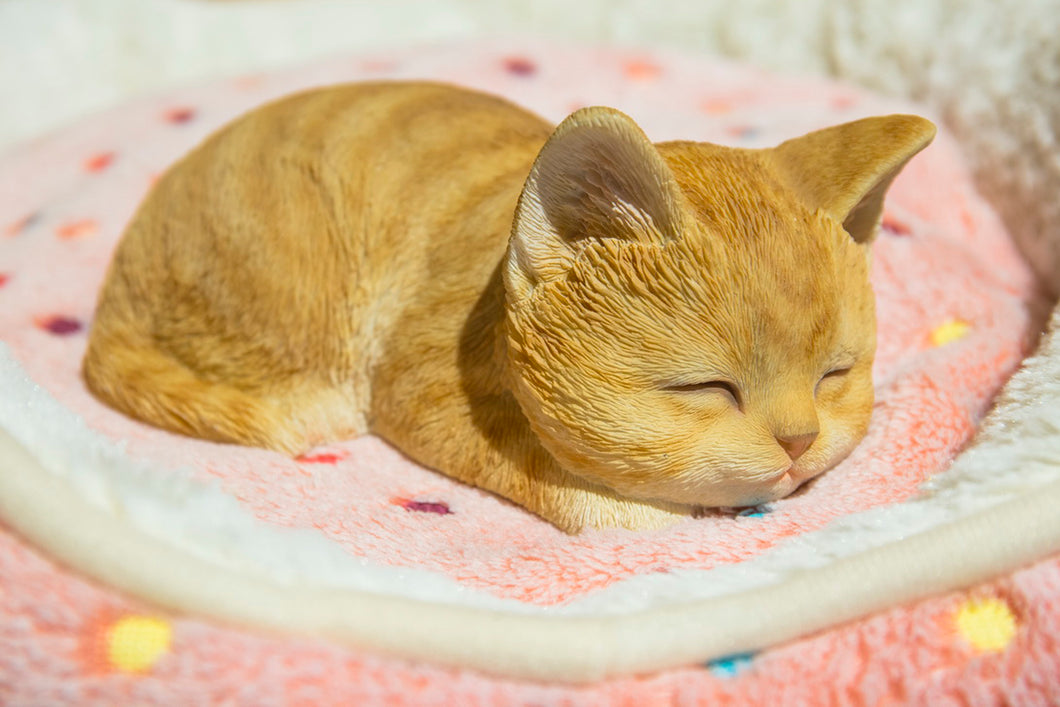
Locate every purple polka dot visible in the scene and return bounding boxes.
[165,107,196,124]
[503,57,537,77]
[402,500,452,515]
[40,316,83,335]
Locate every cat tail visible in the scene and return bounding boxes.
[81,323,304,456]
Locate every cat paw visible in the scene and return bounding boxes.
[575,499,689,533]
[540,481,691,533]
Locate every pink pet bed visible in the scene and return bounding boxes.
[1,42,1057,705]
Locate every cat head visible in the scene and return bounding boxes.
[504,107,935,509]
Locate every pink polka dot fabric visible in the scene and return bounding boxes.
[0,42,1055,704]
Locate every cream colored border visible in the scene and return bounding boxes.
[3,424,1059,683]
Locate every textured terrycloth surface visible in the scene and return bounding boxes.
[0,42,1054,704]
[4,525,1060,705]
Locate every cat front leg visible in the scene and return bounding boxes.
[531,466,692,533]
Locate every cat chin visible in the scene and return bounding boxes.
[719,481,801,510]
[714,463,820,507]
[650,476,798,510]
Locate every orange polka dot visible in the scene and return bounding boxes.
[234,74,264,90]
[84,152,115,173]
[56,219,99,240]
[700,98,733,115]
[624,59,662,81]
[5,213,37,237]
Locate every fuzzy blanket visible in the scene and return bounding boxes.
[1,40,1058,705]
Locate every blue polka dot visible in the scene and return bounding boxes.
[726,125,760,141]
[737,505,772,518]
[707,652,755,677]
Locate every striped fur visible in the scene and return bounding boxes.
[83,82,934,531]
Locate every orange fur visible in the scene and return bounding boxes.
[83,82,935,532]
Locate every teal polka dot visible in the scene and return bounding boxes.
[707,652,755,677]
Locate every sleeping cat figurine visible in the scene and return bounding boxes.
[82,81,935,533]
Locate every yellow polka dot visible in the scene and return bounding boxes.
[106,615,172,673]
[955,597,1017,652]
[931,319,971,347]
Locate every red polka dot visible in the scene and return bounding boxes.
[36,315,83,335]
[164,107,196,124]
[0,273,9,287]
[56,219,98,240]
[503,57,537,77]
[882,214,912,236]
[297,450,349,464]
[84,152,115,173]
[361,59,398,73]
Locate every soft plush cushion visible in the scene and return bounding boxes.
[0,41,1055,704]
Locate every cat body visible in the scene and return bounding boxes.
[83,82,934,532]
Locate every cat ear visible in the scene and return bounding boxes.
[506,107,688,300]
[770,115,936,244]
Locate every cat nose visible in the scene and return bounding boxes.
[777,431,817,461]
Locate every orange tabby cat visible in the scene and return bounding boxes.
[82,82,935,532]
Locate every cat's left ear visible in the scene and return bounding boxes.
[769,115,936,244]
[506,107,689,301]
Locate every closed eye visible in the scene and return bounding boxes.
[816,366,852,395]
[662,380,742,408]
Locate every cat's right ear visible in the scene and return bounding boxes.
[506,107,688,301]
